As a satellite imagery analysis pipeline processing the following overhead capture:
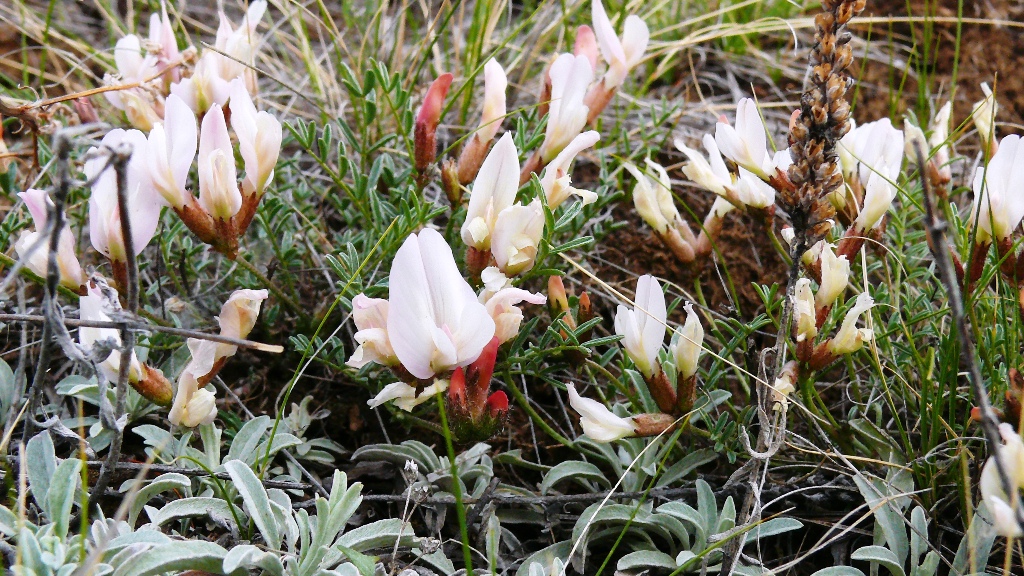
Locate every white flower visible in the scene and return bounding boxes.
[772,148,793,172]
[624,160,678,234]
[672,303,704,380]
[541,131,600,208]
[491,200,545,276]
[478,59,507,142]
[197,106,241,220]
[229,78,282,196]
[367,380,449,412]
[972,83,998,151]
[346,294,397,369]
[539,54,593,162]
[715,98,773,179]
[170,52,230,114]
[838,118,903,184]
[147,94,197,209]
[854,170,898,231]
[567,383,635,443]
[792,278,817,343]
[213,0,267,94]
[86,129,165,262]
[732,168,775,209]
[971,134,1024,243]
[675,135,731,197]
[14,189,85,290]
[591,0,649,89]
[614,274,666,379]
[771,372,796,410]
[980,423,1024,537]
[79,286,143,385]
[828,293,874,355]
[481,285,547,343]
[168,372,218,428]
[816,244,850,307]
[387,228,496,379]
[103,35,158,110]
[461,133,520,250]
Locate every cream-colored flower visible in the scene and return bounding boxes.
[792,279,817,343]
[672,303,704,380]
[816,244,850,307]
[828,293,874,355]
[567,383,635,443]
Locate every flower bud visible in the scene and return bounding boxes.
[414,73,453,173]
[672,303,703,380]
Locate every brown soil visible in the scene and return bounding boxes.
[853,0,1024,132]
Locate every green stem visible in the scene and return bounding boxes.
[503,370,574,448]
[436,392,474,576]
[234,256,308,322]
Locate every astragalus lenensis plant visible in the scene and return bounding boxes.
[4,0,1024,573]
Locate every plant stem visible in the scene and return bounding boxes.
[503,370,574,448]
[234,256,308,322]
[436,392,475,576]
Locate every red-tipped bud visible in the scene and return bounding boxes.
[414,73,454,173]
[467,337,500,407]
[548,275,570,315]
[574,25,599,72]
[486,391,509,417]
[448,366,468,407]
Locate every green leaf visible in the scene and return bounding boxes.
[226,416,272,463]
[46,457,82,538]
[748,517,803,540]
[0,357,15,423]
[121,473,191,528]
[222,544,284,576]
[810,568,866,576]
[224,460,281,548]
[952,504,997,576]
[147,496,238,529]
[113,541,229,576]
[656,449,717,487]
[851,545,907,576]
[334,546,377,576]
[539,461,609,495]
[853,474,910,566]
[616,550,678,571]
[26,431,56,510]
[335,518,415,552]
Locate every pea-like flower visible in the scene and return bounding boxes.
[14,189,85,290]
[567,383,636,442]
[838,118,903,185]
[792,278,817,343]
[86,129,165,263]
[625,160,678,235]
[387,228,496,379]
[591,0,649,89]
[672,303,704,380]
[229,78,283,197]
[971,134,1024,243]
[541,131,600,209]
[828,292,874,355]
[538,54,593,163]
[980,423,1024,537]
[972,83,998,154]
[480,282,547,343]
[715,98,774,179]
[816,244,850,307]
[491,199,545,276]
[197,106,241,220]
[368,380,449,412]
[346,294,397,369]
[614,274,666,379]
[147,94,197,209]
[461,133,520,251]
